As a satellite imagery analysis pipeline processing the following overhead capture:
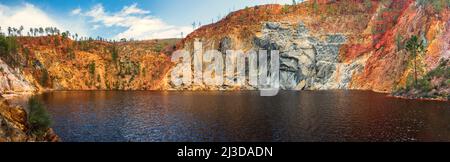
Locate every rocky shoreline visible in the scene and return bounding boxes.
[389,92,449,102]
[389,95,448,102]
[0,97,59,142]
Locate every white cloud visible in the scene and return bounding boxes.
[0,3,88,37]
[83,3,192,40]
[93,24,100,30]
[120,3,150,15]
[0,3,59,31]
[71,7,81,15]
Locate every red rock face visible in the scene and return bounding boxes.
[339,43,372,63]
[351,1,448,92]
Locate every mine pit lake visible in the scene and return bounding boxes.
[9,91,450,142]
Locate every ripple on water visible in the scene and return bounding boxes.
[11,90,450,142]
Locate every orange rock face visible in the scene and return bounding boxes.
[0,37,176,92]
[173,0,448,92]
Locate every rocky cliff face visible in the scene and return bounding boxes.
[252,21,362,90]
[0,37,176,94]
[0,59,36,95]
[171,0,449,93]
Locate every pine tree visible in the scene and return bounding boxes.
[39,27,44,36]
[18,26,24,36]
[405,35,427,87]
[7,27,12,36]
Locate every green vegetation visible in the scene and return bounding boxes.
[97,74,101,83]
[395,34,404,52]
[118,61,140,77]
[27,96,52,137]
[40,69,49,87]
[61,31,68,40]
[405,35,426,86]
[393,35,449,99]
[282,5,290,13]
[364,0,372,9]
[312,0,319,13]
[371,0,404,40]
[154,43,164,53]
[88,62,96,75]
[426,60,450,81]
[0,35,19,66]
[105,81,111,90]
[151,39,179,53]
[416,0,449,13]
[53,36,60,46]
[0,35,18,55]
[110,45,119,62]
[395,59,449,99]
[23,47,31,66]
[66,47,76,60]
[77,41,93,51]
[322,0,368,15]
[326,4,336,15]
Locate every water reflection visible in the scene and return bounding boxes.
[12,90,450,142]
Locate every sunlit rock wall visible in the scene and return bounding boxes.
[253,22,366,90]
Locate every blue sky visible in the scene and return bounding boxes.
[0,0,303,40]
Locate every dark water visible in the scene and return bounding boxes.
[15,91,450,142]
